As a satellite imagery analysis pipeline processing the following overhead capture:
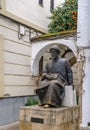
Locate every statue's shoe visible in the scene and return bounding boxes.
[38,103,43,106]
[43,104,50,108]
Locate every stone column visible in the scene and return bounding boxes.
[77,0,90,127]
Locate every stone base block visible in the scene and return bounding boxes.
[62,86,77,106]
[19,105,80,130]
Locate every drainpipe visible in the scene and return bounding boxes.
[77,0,90,127]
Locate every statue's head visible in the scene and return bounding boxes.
[50,45,60,54]
[50,45,60,60]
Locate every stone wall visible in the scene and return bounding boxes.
[0,96,28,126]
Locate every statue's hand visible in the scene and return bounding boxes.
[41,73,47,80]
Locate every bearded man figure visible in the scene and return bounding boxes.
[36,45,73,108]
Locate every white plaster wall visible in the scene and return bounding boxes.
[6,0,65,30]
[81,49,90,127]
[77,0,90,126]
[55,0,64,7]
[77,0,90,46]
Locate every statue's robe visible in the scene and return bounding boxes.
[36,57,73,107]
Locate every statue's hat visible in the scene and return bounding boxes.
[50,45,60,53]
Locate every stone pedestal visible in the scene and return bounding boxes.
[19,105,80,130]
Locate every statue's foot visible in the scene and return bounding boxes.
[38,102,43,106]
[43,104,50,108]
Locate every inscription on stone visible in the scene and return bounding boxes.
[31,117,44,124]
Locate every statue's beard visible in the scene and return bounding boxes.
[52,56,58,60]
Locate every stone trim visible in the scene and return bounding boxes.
[31,30,77,42]
[0,9,47,34]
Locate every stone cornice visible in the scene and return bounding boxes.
[31,30,77,42]
[0,9,47,34]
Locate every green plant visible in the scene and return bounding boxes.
[25,96,39,106]
[48,0,78,33]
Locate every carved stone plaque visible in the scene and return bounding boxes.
[31,117,44,124]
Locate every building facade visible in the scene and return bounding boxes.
[0,0,90,129]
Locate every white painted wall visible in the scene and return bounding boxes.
[77,0,90,127]
[0,16,39,96]
[77,0,90,47]
[6,0,65,30]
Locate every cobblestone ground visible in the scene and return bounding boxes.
[80,127,90,130]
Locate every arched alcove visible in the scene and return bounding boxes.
[31,38,77,76]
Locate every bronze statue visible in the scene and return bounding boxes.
[36,45,73,108]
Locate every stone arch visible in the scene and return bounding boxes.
[31,38,77,75]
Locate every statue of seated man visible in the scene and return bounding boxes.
[36,45,73,108]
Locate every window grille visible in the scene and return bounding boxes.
[39,0,43,7]
[50,0,54,12]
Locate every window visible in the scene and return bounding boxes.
[39,0,43,7]
[50,0,54,12]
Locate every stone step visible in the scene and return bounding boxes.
[0,122,19,130]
